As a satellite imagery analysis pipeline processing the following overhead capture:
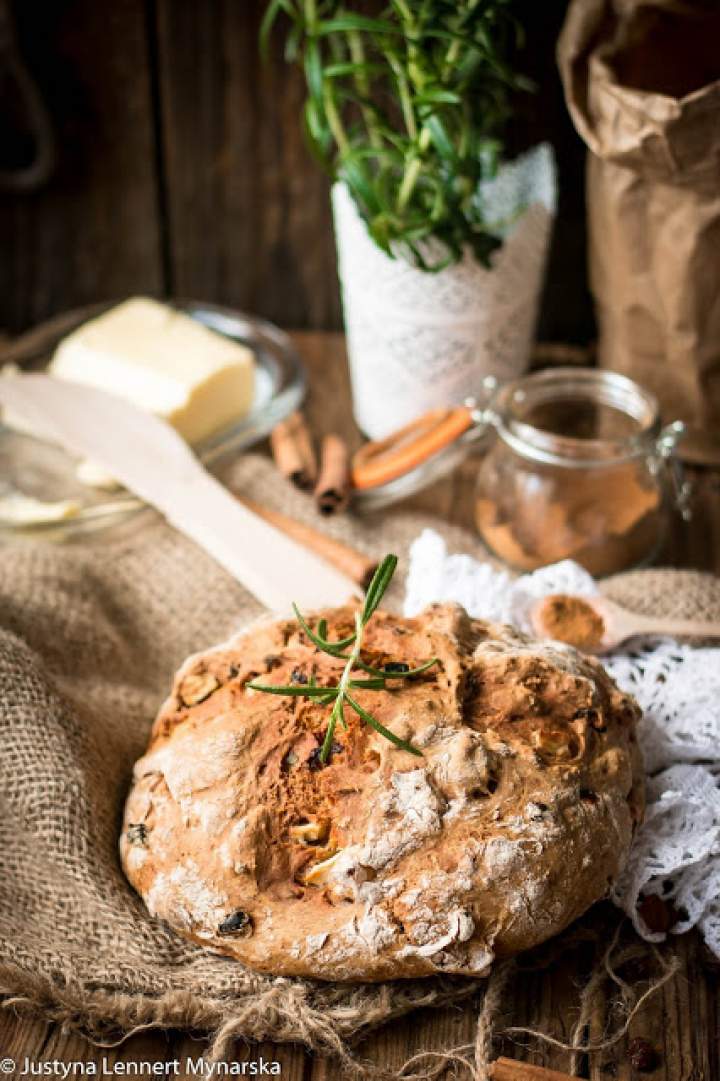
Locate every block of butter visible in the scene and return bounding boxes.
[50,297,256,444]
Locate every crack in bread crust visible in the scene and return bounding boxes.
[120,603,644,982]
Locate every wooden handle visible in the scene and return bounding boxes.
[630,614,720,639]
[239,497,377,589]
[489,1057,577,1081]
[601,596,720,641]
[352,406,474,490]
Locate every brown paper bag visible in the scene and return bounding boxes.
[558,0,720,464]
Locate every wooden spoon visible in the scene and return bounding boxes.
[530,592,720,654]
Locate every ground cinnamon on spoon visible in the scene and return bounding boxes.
[536,594,605,651]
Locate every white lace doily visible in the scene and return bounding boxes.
[405,529,720,958]
[332,144,557,438]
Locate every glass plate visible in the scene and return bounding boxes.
[0,300,305,540]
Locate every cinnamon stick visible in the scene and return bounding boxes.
[489,1057,577,1081]
[270,411,317,491]
[314,433,351,515]
[240,498,378,589]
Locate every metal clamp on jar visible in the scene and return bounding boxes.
[352,368,690,577]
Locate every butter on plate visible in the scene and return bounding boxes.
[0,490,81,526]
[50,297,256,444]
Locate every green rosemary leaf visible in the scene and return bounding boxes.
[361,553,398,626]
[415,88,462,107]
[263,0,530,269]
[321,694,348,760]
[292,603,354,656]
[324,61,386,79]
[259,0,296,56]
[423,114,457,162]
[514,74,537,94]
[339,156,383,216]
[345,694,423,757]
[416,27,482,46]
[250,551,432,760]
[304,38,324,102]
[354,659,399,677]
[283,23,303,64]
[320,710,338,762]
[403,656,439,677]
[356,656,439,679]
[316,15,400,36]
[246,682,339,698]
[316,691,339,706]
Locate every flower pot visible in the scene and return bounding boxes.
[332,144,557,439]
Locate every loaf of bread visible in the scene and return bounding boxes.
[120,603,643,982]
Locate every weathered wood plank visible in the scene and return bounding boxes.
[153,0,341,331]
[10,933,709,1081]
[587,933,718,1081]
[0,0,163,335]
[507,2,595,348]
[309,943,595,1079]
[1,3,596,341]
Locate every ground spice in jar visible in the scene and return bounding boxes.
[473,371,673,577]
[535,593,605,651]
[476,459,663,577]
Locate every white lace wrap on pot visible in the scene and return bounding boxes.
[332,144,557,439]
[404,529,720,959]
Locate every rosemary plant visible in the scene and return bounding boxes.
[262,0,530,269]
[248,554,437,761]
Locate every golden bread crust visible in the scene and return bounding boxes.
[120,603,644,981]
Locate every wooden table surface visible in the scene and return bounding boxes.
[2,333,719,1080]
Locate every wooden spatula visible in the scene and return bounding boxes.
[0,372,359,612]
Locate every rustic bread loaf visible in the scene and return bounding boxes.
[120,603,643,982]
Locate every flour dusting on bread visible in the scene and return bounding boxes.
[121,603,643,981]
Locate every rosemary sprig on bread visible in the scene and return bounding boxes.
[248,554,437,761]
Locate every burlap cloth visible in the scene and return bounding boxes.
[1,455,718,1071]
